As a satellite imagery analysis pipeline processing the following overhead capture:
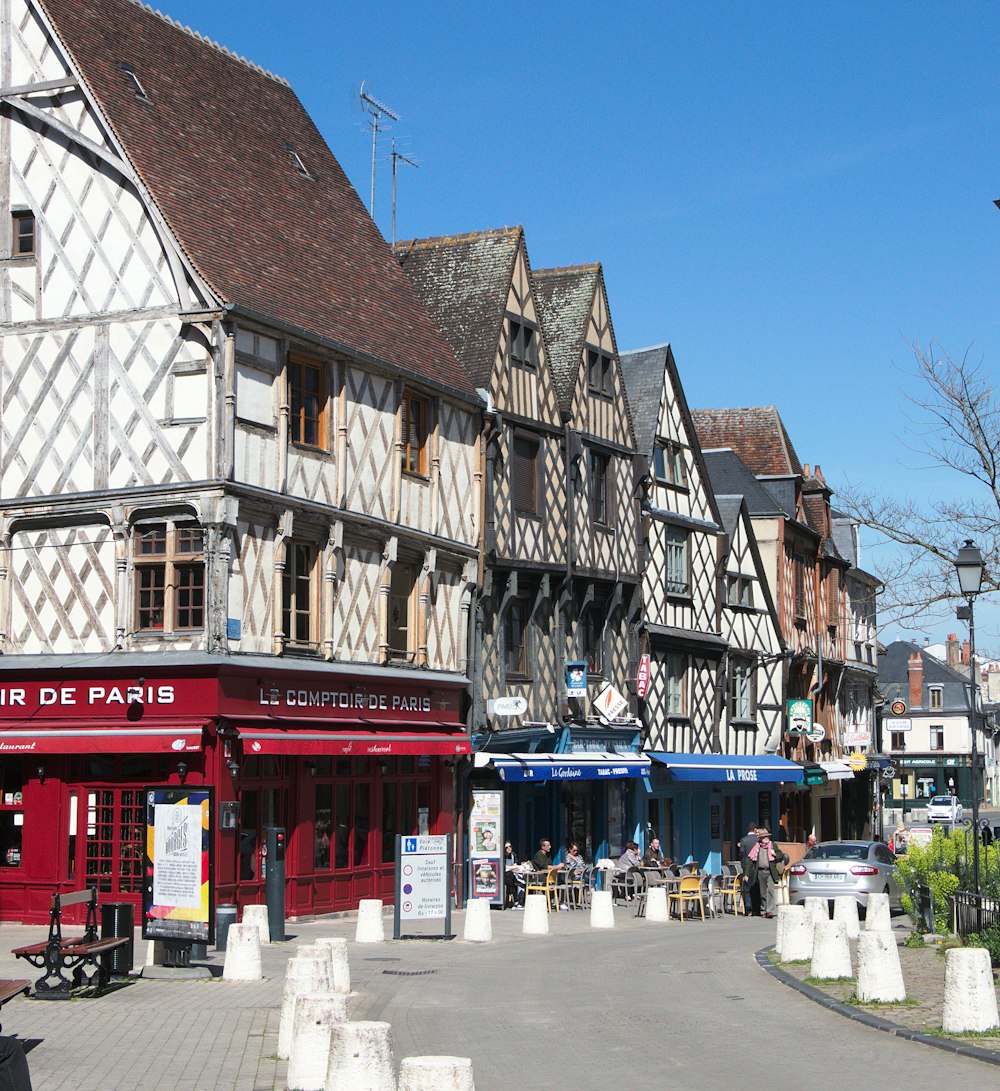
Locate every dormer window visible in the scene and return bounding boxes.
[508,319,537,371]
[587,348,613,397]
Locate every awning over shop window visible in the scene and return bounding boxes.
[819,760,855,781]
[866,754,891,771]
[474,752,650,782]
[0,724,205,754]
[646,752,804,784]
[235,726,470,756]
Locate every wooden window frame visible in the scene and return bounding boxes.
[729,655,756,721]
[929,725,944,752]
[288,354,325,449]
[587,348,613,397]
[508,318,538,372]
[401,390,429,477]
[504,596,532,679]
[664,526,690,597]
[134,521,205,632]
[589,449,612,527]
[282,539,318,649]
[12,211,34,258]
[653,441,686,487]
[511,432,541,516]
[928,686,943,711]
[666,652,688,717]
[582,603,606,679]
[793,554,806,619]
[726,574,753,608]
[387,563,416,664]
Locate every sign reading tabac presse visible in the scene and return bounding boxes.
[393,834,452,939]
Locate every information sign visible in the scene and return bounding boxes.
[393,834,452,939]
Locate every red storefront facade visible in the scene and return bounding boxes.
[0,659,468,925]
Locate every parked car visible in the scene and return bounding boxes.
[787,840,900,912]
[926,795,963,824]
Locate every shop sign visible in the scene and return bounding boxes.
[806,722,826,743]
[566,661,588,699]
[889,699,908,716]
[489,696,527,717]
[843,731,871,747]
[848,751,868,772]
[786,699,813,734]
[884,718,911,732]
[593,683,628,722]
[143,786,214,945]
[394,835,451,939]
[636,654,651,700]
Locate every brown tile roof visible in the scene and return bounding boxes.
[396,228,522,389]
[690,406,803,477]
[532,264,600,411]
[37,0,474,399]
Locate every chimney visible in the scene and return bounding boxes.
[946,633,960,671]
[908,651,923,709]
[962,640,970,665]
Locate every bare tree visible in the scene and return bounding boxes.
[839,343,999,629]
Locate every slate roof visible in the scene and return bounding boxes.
[37,0,474,399]
[691,407,803,477]
[532,264,600,412]
[701,449,788,517]
[618,345,668,458]
[713,494,744,538]
[396,228,523,389]
[879,640,971,698]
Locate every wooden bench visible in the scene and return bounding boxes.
[0,979,30,1031]
[11,888,129,1000]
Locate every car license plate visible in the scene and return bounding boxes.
[823,873,845,882]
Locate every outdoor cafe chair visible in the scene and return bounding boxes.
[720,865,744,915]
[556,868,585,910]
[667,875,706,922]
[525,869,558,912]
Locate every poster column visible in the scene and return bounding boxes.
[468,788,504,906]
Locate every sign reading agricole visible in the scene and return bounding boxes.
[0,673,462,724]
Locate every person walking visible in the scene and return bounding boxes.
[744,828,788,918]
[737,822,759,915]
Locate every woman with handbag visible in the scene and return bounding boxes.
[743,829,788,918]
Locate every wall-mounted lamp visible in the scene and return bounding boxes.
[36,763,45,784]
[177,760,188,784]
[226,759,240,778]
[305,761,317,777]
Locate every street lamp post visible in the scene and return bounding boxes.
[955,539,985,907]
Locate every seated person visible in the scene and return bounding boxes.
[617,841,642,871]
[531,838,554,871]
[562,842,585,870]
[642,837,670,868]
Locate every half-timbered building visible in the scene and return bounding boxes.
[0,0,480,923]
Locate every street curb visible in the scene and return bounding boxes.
[756,947,1000,1067]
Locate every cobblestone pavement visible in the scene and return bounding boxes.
[0,906,993,1090]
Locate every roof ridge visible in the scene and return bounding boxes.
[620,342,671,357]
[533,262,600,278]
[396,226,522,252]
[128,0,290,86]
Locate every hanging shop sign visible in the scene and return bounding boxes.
[786,699,813,734]
[889,699,908,717]
[636,654,651,700]
[806,722,826,743]
[143,786,214,945]
[566,661,588,700]
[848,751,869,772]
[593,683,629,722]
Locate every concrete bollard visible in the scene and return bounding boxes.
[278,957,331,1060]
[242,903,270,946]
[779,905,813,962]
[398,1055,476,1091]
[942,947,999,1033]
[317,936,351,995]
[811,919,853,980]
[522,893,549,935]
[355,899,385,943]
[463,898,493,943]
[286,993,349,1091]
[645,887,669,923]
[856,930,906,1003]
[590,889,615,929]
[325,1020,395,1091]
[833,896,861,940]
[222,923,262,982]
[804,897,829,929]
[774,904,792,958]
[864,892,891,932]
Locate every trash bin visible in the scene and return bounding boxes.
[100,901,134,975]
[215,904,237,952]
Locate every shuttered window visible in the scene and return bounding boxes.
[590,450,611,526]
[511,434,540,515]
[587,348,613,396]
[666,653,687,717]
[401,391,428,475]
[508,319,538,371]
[665,527,689,596]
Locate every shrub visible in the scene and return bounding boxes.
[965,925,1000,967]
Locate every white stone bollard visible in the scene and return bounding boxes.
[355,899,385,943]
[864,892,891,932]
[590,889,615,929]
[463,898,493,942]
[296,943,325,959]
[833,896,861,941]
[811,919,853,980]
[645,887,669,923]
[804,897,829,929]
[780,905,813,962]
[522,893,549,935]
[856,930,906,1003]
[286,993,349,1091]
[223,923,262,982]
[317,936,351,995]
[278,957,331,1060]
[774,904,792,958]
[398,1055,476,1091]
[942,947,1000,1033]
[325,1021,395,1091]
[242,903,270,946]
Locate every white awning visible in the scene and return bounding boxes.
[819,760,855,781]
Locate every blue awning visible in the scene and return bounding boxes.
[647,752,804,784]
[475,752,650,783]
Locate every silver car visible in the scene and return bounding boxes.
[787,840,900,912]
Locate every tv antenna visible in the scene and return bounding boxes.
[359,82,399,218]
[391,139,418,253]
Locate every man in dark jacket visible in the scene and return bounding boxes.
[737,822,759,915]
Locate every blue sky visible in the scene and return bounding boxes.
[158,0,1000,646]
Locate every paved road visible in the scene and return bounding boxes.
[0,908,989,1090]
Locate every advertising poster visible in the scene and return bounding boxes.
[143,786,214,943]
[469,789,504,905]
